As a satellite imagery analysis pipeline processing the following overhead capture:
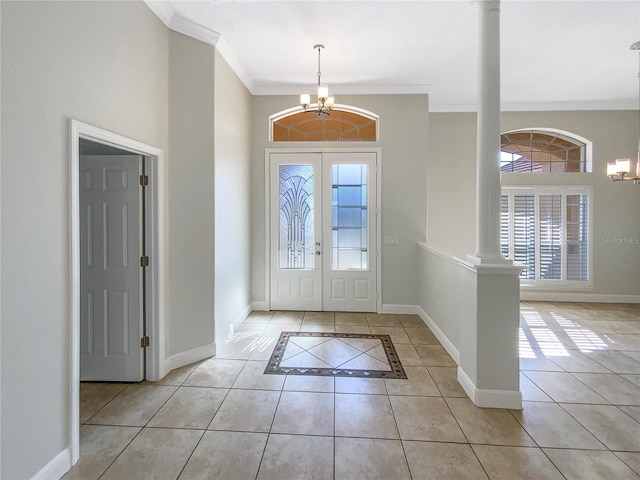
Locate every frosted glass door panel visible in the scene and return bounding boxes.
[332,164,368,270]
[278,164,315,270]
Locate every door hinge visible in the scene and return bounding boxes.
[140,336,150,348]
[140,175,149,186]
[140,256,150,267]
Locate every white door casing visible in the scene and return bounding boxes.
[268,149,380,312]
[79,155,144,381]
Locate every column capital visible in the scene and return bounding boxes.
[473,0,500,13]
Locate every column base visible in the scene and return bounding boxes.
[458,367,523,409]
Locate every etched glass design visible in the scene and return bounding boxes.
[279,164,315,269]
[332,164,368,270]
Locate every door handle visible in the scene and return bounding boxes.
[315,251,321,255]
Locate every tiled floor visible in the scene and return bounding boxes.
[66,304,640,480]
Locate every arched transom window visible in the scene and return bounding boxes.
[271,106,378,142]
[501,129,590,173]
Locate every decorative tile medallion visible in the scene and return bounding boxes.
[264,332,408,379]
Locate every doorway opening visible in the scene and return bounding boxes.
[69,120,166,465]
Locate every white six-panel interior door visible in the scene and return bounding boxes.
[269,150,379,312]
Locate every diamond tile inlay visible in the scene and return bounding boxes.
[265,332,408,379]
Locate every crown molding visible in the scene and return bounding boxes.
[252,84,432,96]
[430,99,636,113]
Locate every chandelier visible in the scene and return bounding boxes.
[299,44,335,115]
[607,41,640,184]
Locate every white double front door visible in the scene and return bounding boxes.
[269,151,378,312]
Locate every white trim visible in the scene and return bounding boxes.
[417,242,459,264]
[216,303,253,346]
[165,343,216,373]
[31,448,71,480]
[430,99,634,113]
[457,368,523,410]
[380,304,419,315]
[251,301,269,312]
[521,292,640,303]
[264,147,383,313]
[168,15,221,47]
[417,306,460,364]
[142,0,174,27]
[69,120,167,465]
[254,84,432,96]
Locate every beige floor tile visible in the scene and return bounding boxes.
[307,338,363,367]
[523,371,608,404]
[366,313,401,327]
[100,427,202,480]
[405,327,439,345]
[87,384,177,427]
[362,344,388,363]
[339,337,381,352]
[272,391,334,435]
[147,386,227,429]
[283,375,334,393]
[572,373,640,405]
[472,445,564,480]
[236,322,268,334]
[548,350,612,373]
[510,402,605,449]
[415,344,457,366]
[619,405,640,422]
[385,366,440,396]
[397,314,426,328]
[335,393,399,439]
[289,335,332,349]
[62,426,140,480]
[208,389,280,432]
[615,452,640,476]
[603,334,640,351]
[214,331,262,360]
[79,383,128,423]
[519,354,565,372]
[390,396,466,442]
[584,350,640,374]
[300,323,335,332]
[428,367,468,397]
[519,373,554,402]
[544,448,640,480]
[244,311,273,323]
[179,431,268,480]
[302,311,335,324]
[183,358,246,388]
[248,336,282,361]
[335,325,370,334]
[403,441,488,480]
[596,321,640,334]
[369,326,411,344]
[446,397,535,446]
[279,350,333,369]
[148,361,200,386]
[232,360,286,390]
[281,342,304,360]
[560,403,640,451]
[393,343,424,366]
[271,311,304,324]
[339,353,391,371]
[335,377,387,394]
[335,312,368,326]
[335,437,410,480]
[257,434,333,480]
[622,374,640,388]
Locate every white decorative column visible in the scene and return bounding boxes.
[457,0,524,409]
[473,0,504,263]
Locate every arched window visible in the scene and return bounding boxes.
[500,129,591,173]
[270,106,378,142]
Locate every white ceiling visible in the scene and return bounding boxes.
[146,0,640,112]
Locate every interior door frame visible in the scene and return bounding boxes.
[265,147,382,313]
[69,120,167,465]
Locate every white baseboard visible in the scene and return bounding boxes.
[380,304,419,315]
[251,301,269,311]
[521,292,640,303]
[457,367,522,410]
[164,342,216,373]
[416,306,460,364]
[216,303,253,346]
[32,447,71,480]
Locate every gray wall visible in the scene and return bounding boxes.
[250,94,429,309]
[1,2,169,477]
[167,31,216,357]
[214,49,252,341]
[427,110,640,297]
